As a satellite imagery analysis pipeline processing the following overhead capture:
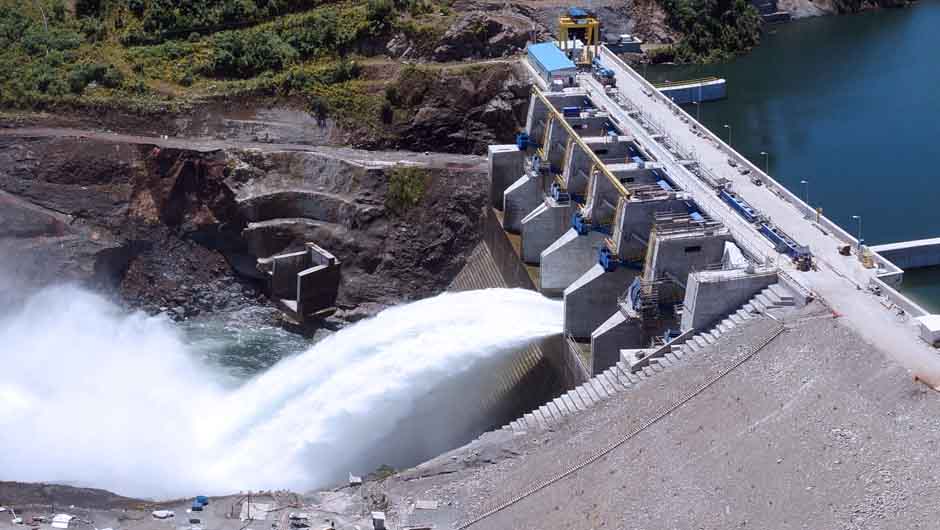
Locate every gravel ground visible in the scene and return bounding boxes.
[373,301,940,529]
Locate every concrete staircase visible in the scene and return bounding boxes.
[503,283,794,435]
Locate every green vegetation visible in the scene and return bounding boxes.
[385,166,429,213]
[657,0,762,62]
[370,464,397,481]
[0,0,453,126]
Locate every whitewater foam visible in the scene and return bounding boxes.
[0,286,561,498]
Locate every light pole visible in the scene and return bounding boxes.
[760,151,769,175]
[852,215,863,251]
[692,101,701,122]
[800,179,809,205]
[723,124,732,147]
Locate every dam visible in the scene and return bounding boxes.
[467,42,940,435]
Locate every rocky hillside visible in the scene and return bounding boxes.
[0,0,546,153]
[0,130,487,325]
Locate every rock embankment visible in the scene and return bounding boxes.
[0,130,488,326]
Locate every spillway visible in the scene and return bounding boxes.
[0,285,562,498]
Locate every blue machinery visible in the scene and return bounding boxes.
[599,247,643,272]
[572,211,609,236]
[552,181,583,203]
[759,222,810,260]
[719,189,760,223]
[719,187,813,264]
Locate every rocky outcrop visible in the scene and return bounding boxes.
[430,10,537,62]
[0,132,488,325]
[387,3,549,62]
[376,61,532,154]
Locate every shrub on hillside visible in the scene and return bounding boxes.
[658,0,761,62]
[204,30,298,78]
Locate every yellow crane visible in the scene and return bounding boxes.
[558,7,600,66]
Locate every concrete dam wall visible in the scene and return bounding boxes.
[448,208,591,425]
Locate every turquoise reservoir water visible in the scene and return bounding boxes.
[644,2,940,311]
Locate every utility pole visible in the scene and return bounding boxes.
[852,215,863,251]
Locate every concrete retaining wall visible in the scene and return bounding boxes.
[681,270,778,332]
[449,229,590,389]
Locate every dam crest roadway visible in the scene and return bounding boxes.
[492,43,940,380]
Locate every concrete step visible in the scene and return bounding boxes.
[553,397,571,416]
[709,330,722,341]
[762,289,782,306]
[532,408,549,429]
[743,302,758,314]
[755,293,775,308]
[614,369,633,388]
[539,405,555,423]
[769,283,795,304]
[566,390,586,411]
[656,357,672,368]
[616,363,635,383]
[642,366,656,377]
[546,401,563,420]
[665,352,680,363]
[717,322,732,333]
[524,412,538,429]
[564,392,582,412]
[603,370,625,391]
[512,419,526,433]
[576,386,595,406]
[752,297,768,312]
[686,340,700,353]
[693,335,709,348]
[595,374,615,395]
[736,309,752,320]
[730,313,744,325]
[590,378,611,398]
[601,371,621,391]
[701,333,716,345]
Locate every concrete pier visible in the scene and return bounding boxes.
[264,242,341,323]
[502,172,542,233]
[521,197,572,263]
[564,263,640,339]
[590,309,645,373]
[871,237,940,269]
[487,144,524,210]
[540,229,607,296]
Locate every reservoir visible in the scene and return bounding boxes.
[643,1,940,311]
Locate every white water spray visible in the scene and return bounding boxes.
[0,286,561,498]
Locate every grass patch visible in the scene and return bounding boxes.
[386,166,430,213]
[0,0,449,118]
